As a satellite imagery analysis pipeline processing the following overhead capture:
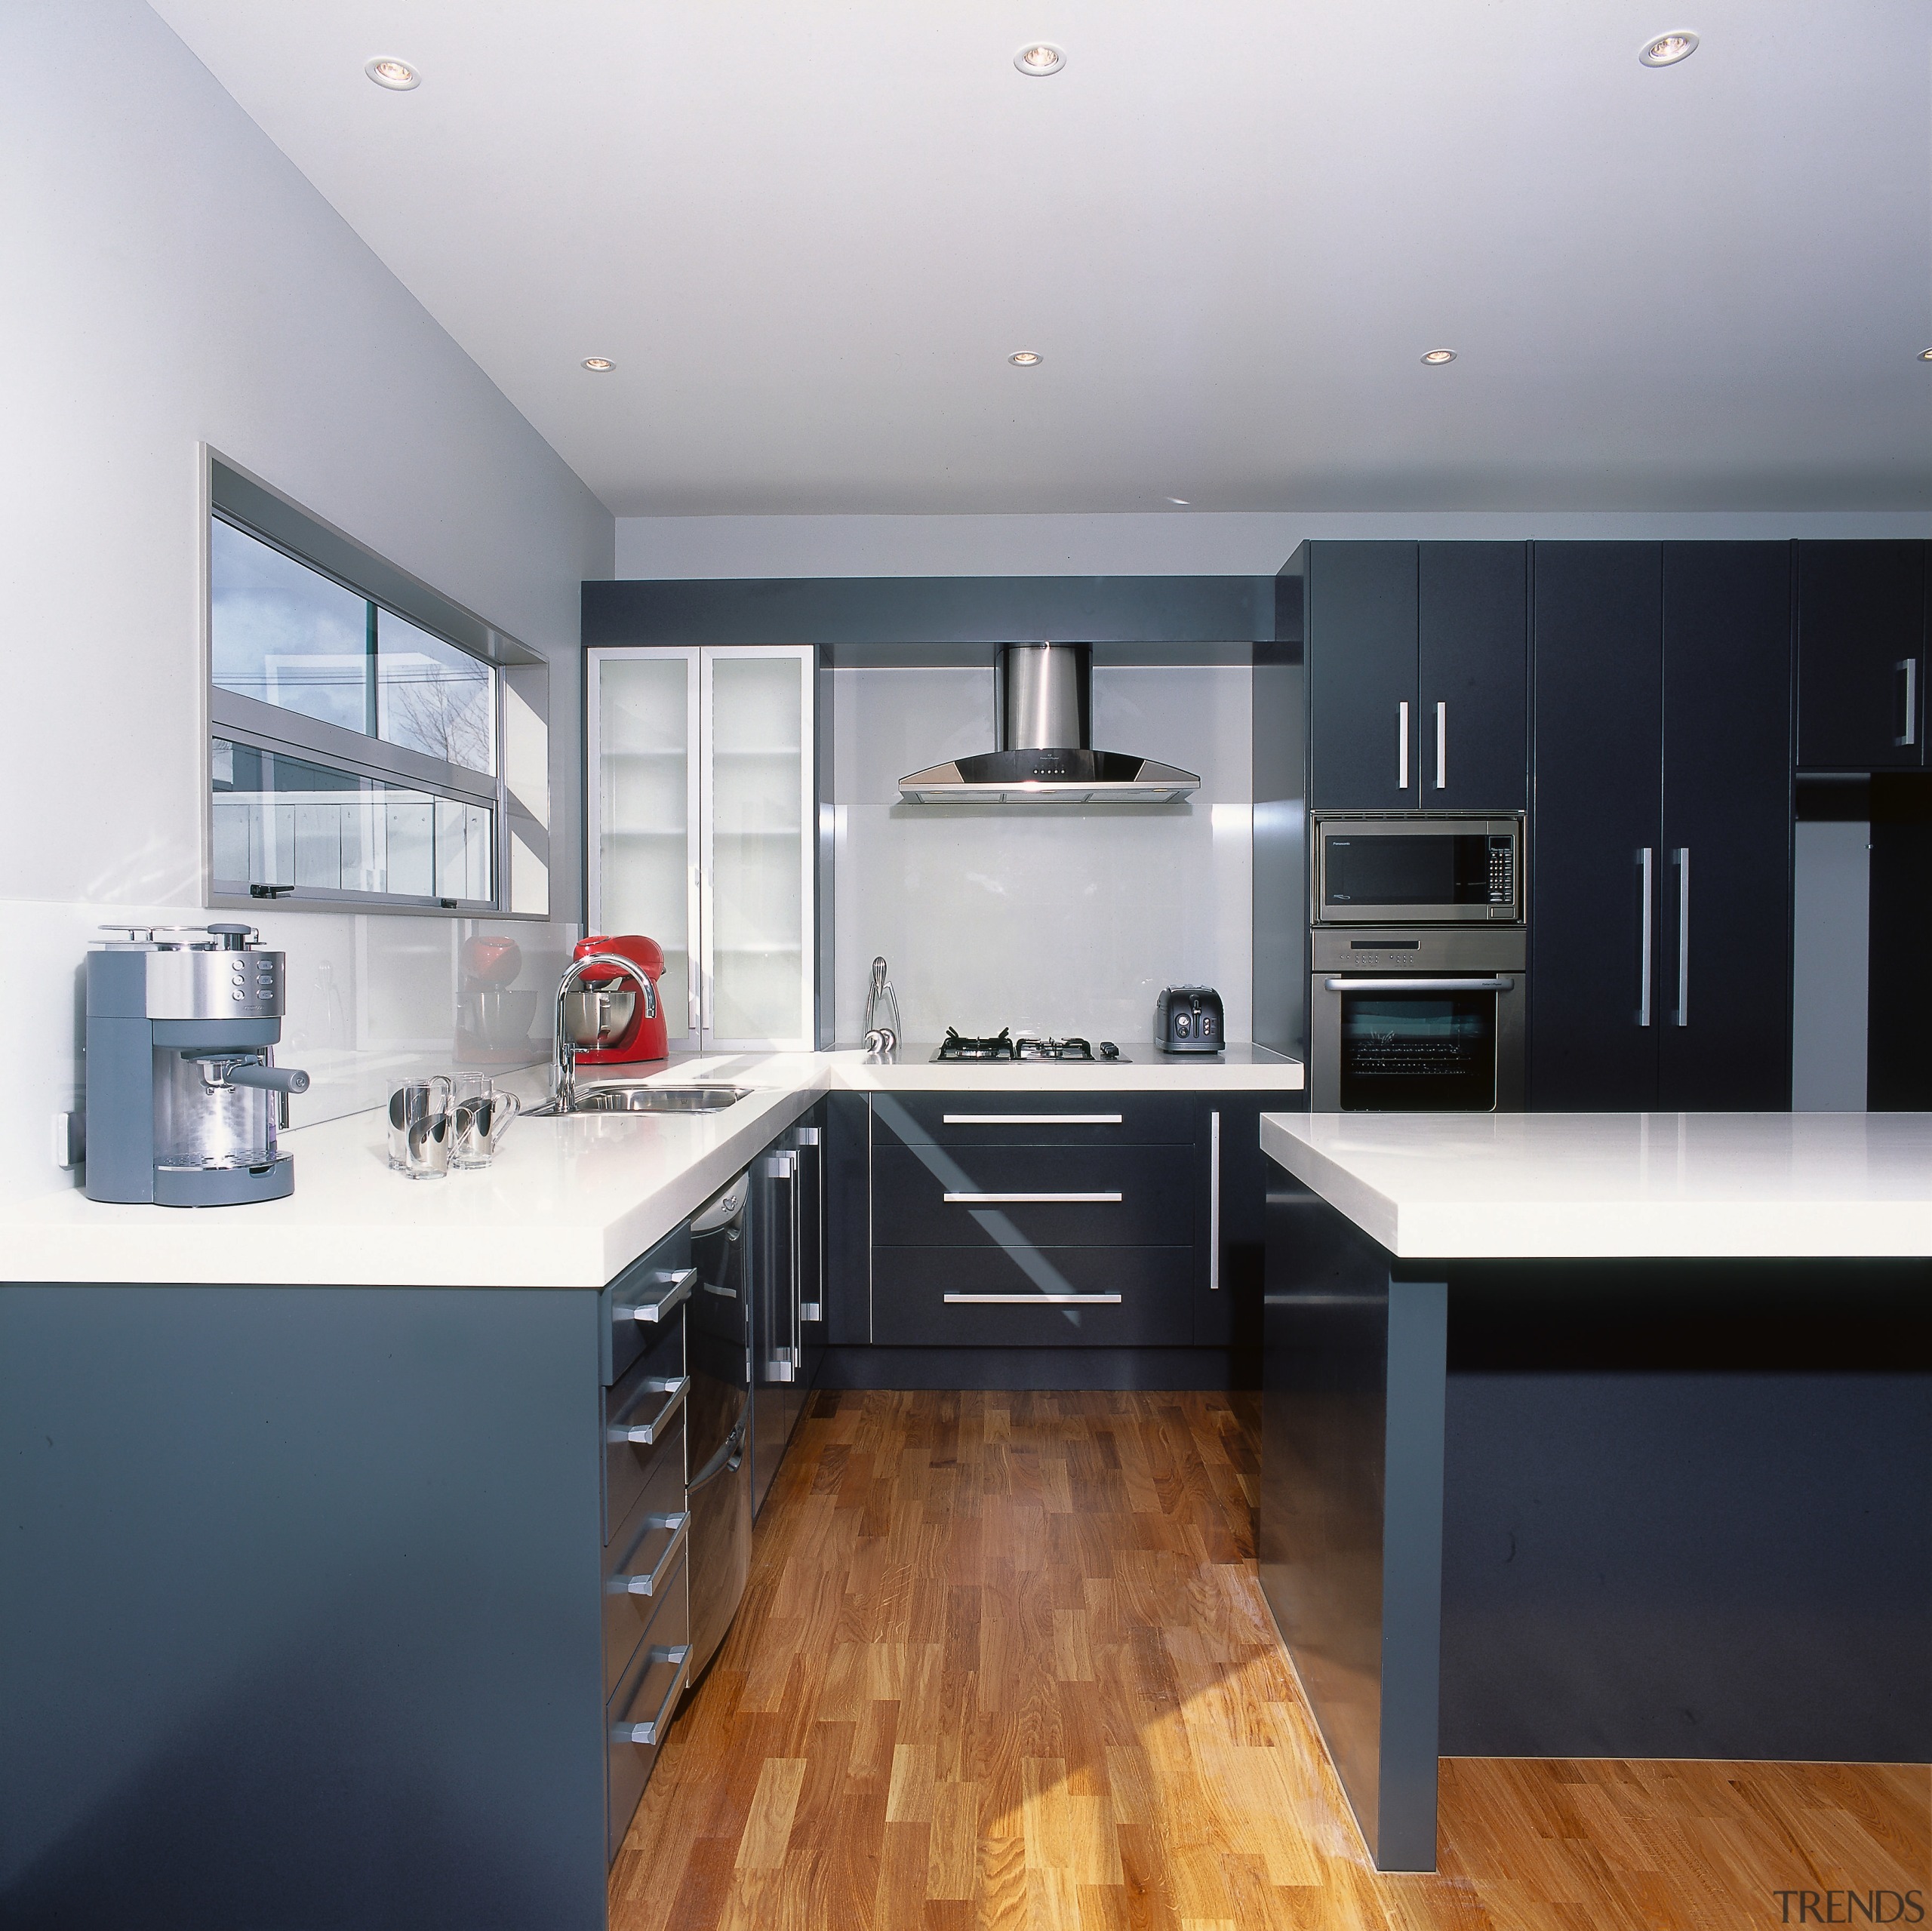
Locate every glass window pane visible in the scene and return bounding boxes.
[377,608,496,774]
[211,519,371,736]
[211,738,492,904]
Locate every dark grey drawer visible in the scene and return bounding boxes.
[872,1144,1197,1247]
[604,1342,687,1542]
[872,1247,1195,1347]
[605,1552,690,1864]
[602,1450,688,1696]
[601,1225,695,1386]
[870,1090,1195,1147]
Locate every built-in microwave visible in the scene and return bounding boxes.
[1312,813,1522,924]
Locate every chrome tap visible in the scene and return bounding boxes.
[552,952,657,1115]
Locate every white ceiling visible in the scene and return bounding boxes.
[152,1,1932,518]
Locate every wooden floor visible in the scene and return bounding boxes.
[610,1391,1929,1931]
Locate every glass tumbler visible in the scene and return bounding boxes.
[450,1073,521,1170]
[387,1076,454,1179]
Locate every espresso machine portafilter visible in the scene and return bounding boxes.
[85,923,311,1207]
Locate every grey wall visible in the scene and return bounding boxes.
[0,2,614,1196]
[618,510,1932,578]
[1792,820,1870,1112]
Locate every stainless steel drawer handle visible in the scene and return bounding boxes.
[940,1114,1123,1125]
[616,1267,696,1324]
[942,1191,1123,1203]
[612,1644,691,1748]
[701,1279,738,1299]
[609,1511,690,1598]
[608,1374,689,1446]
[943,1293,1122,1305]
[798,1300,823,1322]
[1321,977,1515,993]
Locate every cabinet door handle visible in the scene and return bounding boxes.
[608,1375,689,1446]
[1674,847,1690,1027]
[1435,700,1447,790]
[941,1192,1122,1204]
[615,1267,695,1325]
[1637,847,1654,1028]
[609,1511,690,1598]
[943,1293,1122,1305]
[940,1114,1122,1125]
[1898,659,1919,748]
[1208,1109,1221,1292]
[1397,700,1411,791]
[612,1645,691,1748]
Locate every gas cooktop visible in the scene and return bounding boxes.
[934,1028,1121,1064]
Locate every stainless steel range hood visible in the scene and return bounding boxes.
[898,643,1201,805]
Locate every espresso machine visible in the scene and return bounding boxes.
[85,924,311,1207]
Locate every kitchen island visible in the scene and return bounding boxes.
[1257,1112,1932,1874]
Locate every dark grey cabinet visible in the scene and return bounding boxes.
[1303,541,1528,811]
[1529,542,1793,1110]
[1797,540,1925,770]
[0,1218,700,1931]
[1308,543,1419,808]
[1420,543,1528,810]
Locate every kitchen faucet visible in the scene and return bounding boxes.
[551,951,657,1115]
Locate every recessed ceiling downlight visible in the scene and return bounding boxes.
[1920,348,1932,362]
[1638,31,1699,66]
[1421,349,1457,365]
[364,57,420,90]
[582,358,615,373]
[1014,42,1066,75]
[1008,350,1043,367]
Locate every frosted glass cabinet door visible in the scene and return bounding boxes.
[588,650,699,1042]
[702,648,814,1050]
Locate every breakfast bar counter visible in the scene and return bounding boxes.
[1256,1112,1932,1872]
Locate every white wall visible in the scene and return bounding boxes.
[832,667,1251,1046]
[619,510,1932,579]
[0,2,613,1200]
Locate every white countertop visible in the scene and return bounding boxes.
[1260,1111,1932,1259]
[0,1045,1300,1288]
[832,1041,1303,1092]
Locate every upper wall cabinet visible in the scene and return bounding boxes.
[1301,542,1527,811]
[1797,541,1926,770]
[588,645,817,1053]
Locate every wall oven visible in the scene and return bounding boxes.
[1313,813,1522,924]
[1309,928,1526,1112]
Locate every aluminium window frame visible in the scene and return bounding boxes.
[200,447,552,920]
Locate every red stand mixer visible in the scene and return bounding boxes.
[566,934,669,1065]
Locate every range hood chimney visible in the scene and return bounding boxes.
[898,644,1201,805]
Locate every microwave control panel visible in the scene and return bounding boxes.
[1487,838,1514,906]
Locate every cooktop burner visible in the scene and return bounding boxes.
[934,1029,1120,1063]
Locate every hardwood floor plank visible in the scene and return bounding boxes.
[610,1392,1927,1931]
[736,1756,808,1871]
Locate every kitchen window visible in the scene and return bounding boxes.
[204,455,551,916]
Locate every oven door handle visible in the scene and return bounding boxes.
[1322,976,1516,992]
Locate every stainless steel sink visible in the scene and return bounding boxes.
[531,1083,753,1117]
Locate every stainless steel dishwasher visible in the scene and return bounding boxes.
[684,1171,752,1682]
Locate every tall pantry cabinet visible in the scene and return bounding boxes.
[587,646,817,1052]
